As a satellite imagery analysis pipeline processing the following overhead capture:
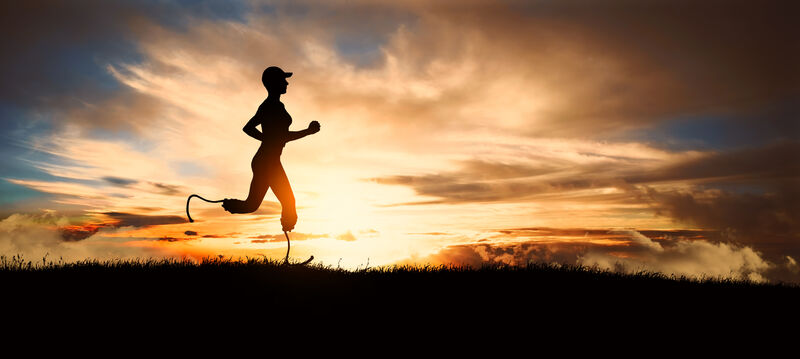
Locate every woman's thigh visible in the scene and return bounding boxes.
[266,161,295,206]
[243,158,272,205]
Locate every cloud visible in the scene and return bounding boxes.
[469,0,799,138]
[18,0,793,141]
[369,158,567,204]
[250,232,329,243]
[408,242,585,268]
[369,152,656,205]
[0,0,248,107]
[578,230,771,282]
[246,0,796,139]
[0,1,145,106]
[249,231,355,243]
[103,212,186,228]
[495,227,718,242]
[0,211,178,262]
[59,224,103,242]
[621,142,800,262]
[250,239,273,244]
[336,231,357,242]
[102,176,139,187]
[147,181,186,196]
[406,228,773,282]
[184,230,198,236]
[156,236,196,242]
[642,184,800,261]
[373,141,800,204]
[786,256,799,275]
[64,91,174,135]
[625,141,800,184]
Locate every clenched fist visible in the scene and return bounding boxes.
[307,121,321,134]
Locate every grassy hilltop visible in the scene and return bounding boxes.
[3,255,799,330]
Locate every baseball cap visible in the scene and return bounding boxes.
[262,66,292,85]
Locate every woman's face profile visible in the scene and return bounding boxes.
[268,79,288,94]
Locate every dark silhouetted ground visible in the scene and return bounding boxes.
[3,255,798,332]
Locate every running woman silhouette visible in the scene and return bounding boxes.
[221,66,320,232]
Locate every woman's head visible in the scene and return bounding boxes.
[262,66,292,94]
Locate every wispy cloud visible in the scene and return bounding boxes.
[250,232,329,243]
[102,212,187,228]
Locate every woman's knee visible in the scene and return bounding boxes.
[241,199,262,213]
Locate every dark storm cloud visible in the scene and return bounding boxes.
[370,159,622,204]
[374,141,800,205]
[643,185,800,255]
[370,158,574,203]
[635,230,715,242]
[499,0,799,137]
[455,159,558,180]
[374,177,548,203]
[103,211,186,228]
[625,142,800,185]
[628,142,800,260]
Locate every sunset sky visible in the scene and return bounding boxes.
[1,0,797,282]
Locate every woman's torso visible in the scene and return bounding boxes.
[254,99,292,159]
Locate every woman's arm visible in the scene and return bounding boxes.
[286,129,310,142]
[285,121,321,142]
[242,115,263,141]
